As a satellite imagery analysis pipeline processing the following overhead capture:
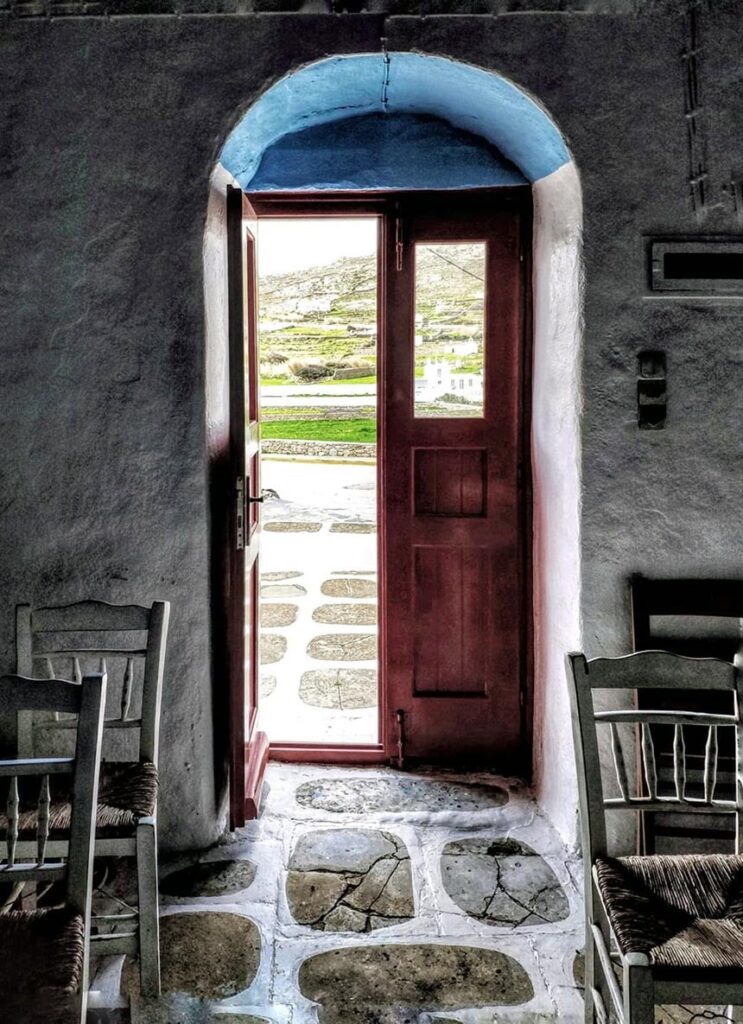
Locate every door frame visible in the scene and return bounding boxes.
[226,186,269,827]
[229,187,533,771]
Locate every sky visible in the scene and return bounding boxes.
[256,217,378,277]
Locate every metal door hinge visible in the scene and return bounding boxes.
[235,476,245,551]
[392,709,406,770]
[395,215,404,272]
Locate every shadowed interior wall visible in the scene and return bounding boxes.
[1,5,742,850]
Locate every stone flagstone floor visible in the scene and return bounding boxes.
[89,764,738,1024]
[94,763,587,1023]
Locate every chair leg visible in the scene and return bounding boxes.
[584,916,598,1024]
[136,818,161,998]
[623,961,653,1024]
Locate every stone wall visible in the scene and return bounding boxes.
[263,440,376,460]
[1,1,742,849]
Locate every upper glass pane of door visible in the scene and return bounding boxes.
[414,242,486,419]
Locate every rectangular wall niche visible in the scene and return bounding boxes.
[651,240,743,293]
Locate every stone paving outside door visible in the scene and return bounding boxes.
[257,457,379,746]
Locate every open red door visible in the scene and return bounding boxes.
[383,197,530,771]
[227,184,269,828]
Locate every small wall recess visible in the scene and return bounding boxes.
[651,240,743,293]
[637,351,666,430]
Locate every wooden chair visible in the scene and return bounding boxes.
[630,575,743,852]
[0,672,106,1024]
[567,649,743,1024]
[16,600,170,998]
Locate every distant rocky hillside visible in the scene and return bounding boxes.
[259,245,485,366]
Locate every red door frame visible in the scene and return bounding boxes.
[250,194,389,764]
[235,188,533,771]
[226,186,269,826]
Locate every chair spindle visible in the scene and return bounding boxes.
[6,777,19,868]
[641,722,658,799]
[673,723,686,801]
[37,774,50,865]
[704,724,719,803]
[121,658,134,722]
[610,723,629,800]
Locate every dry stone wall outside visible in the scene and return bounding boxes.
[263,440,375,459]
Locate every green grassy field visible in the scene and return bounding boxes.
[263,406,376,420]
[262,419,377,443]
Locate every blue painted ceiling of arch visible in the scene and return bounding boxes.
[219,52,570,190]
[248,113,528,192]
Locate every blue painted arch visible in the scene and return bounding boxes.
[249,113,528,192]
[219,53,571,190]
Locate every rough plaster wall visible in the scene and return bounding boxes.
[1,3,742,849]
[0,15,385,850]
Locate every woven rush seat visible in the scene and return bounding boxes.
[595,854,743,970]
[0,907,85,1024]
[0,761,158,836]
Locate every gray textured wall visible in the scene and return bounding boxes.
[1,2,741,849]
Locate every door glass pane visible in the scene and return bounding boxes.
[414,242,486,418]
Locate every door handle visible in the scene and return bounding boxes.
[247,493,264,504]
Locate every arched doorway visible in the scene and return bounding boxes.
[205,53,583,846]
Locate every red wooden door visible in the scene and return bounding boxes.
[227,186,269,828]
[383,201,529,769]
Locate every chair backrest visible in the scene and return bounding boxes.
[631,575,743,660]
[566,650,743,862]
[0,673,106,914]
[16,600,169,766]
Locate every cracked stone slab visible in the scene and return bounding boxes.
[123,912,260,1000]
[298,944,533,1023]
[160,858,257,899]
[261,570,302,581]
[261,603,298,627]
[264,521,322,533]
[261,583,307,598]
[296,776,509,814]
[440,837,569,927]
[329,522,376,534]
[307,633,376,661]
[286,828,414,932]
[211,1017,270,1024]
[312,603,376,626]
[260,674,277,698]
[260,634,287,665]
[657,1010,735,1023]
[320,578,376,598]
[299,669,377,709]
[212,1018,269,1024]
